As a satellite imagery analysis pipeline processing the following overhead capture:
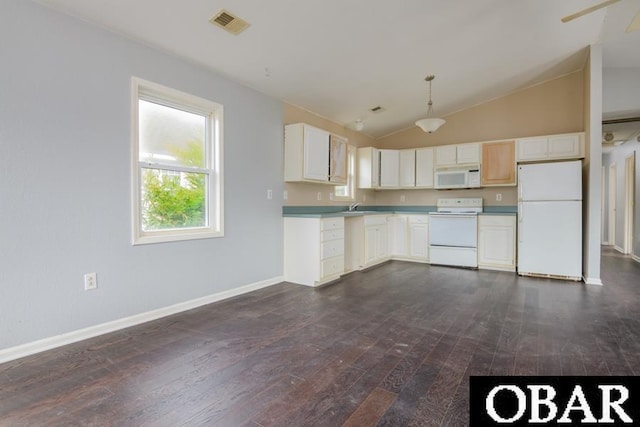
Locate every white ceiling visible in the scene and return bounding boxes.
[36,0,640,138]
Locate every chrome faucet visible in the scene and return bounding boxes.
[348,202,361,212]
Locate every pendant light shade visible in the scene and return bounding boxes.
[415,117,446,133]
[415,75,446,134]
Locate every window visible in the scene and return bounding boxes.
[334,144,356,200]
[131,77,223,244]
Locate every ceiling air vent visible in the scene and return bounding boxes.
[370,106,385,113]
[209,9,250,35]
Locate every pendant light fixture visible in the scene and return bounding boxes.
[415,75,446,133]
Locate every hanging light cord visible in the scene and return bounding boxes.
[425,75,435,117]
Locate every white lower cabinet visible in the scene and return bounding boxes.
[344,215,390,271]
[408,215,429,261]
[364,216,389,266]
[389,215,408,258]
[286,212,516,287]
[478,215,516,271]
[388,214,429,262]
[284,217,344,286]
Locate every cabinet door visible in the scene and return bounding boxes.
[481,141,516,186]
[399,149,416,188]
[517,137,548,161]
[457,143,480,164]
[376,224,389,260]
[409,222,429,260]
[365,223,389,265]
[415,148,434,188]
[303,125,330,181]
[389,215,408,257]
[329,135,348,184]
[357,147,379,189]
[478,216,516,270]
[379,149,400,188]
[364,226,378,265]
[548,134,581,159]
[435,145,457,166]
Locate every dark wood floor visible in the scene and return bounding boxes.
[1,247,639,426]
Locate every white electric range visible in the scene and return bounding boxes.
[428,198,483,268]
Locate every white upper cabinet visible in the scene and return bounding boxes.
[415,147,434,188]
[517,137,547,161]
[303,125,330,181]
[357,147,380,189]
[516,133,583,162]
[379,149,400,188]
[399,149,416,188]
[457,143,481,164]
[547,134,582,158]
[435,143,480,167]
[329,134,348,184]
[435,145,457,166]
[284,123,349,184]
[360,148,416,189]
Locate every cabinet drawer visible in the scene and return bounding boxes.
[408,215,429,224]
[364,215,386,226]
[479,215,515,227]
[321,239,344,259]
[321,228,344,241]
[321,217,344,231]
[321,256,344,278]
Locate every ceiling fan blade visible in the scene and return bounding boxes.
[627,9,640,32]
[561,0,622,23]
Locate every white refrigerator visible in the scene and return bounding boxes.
[517,160,582,280]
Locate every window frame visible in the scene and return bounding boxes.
[131,77,224,245]
[334,144,356,201]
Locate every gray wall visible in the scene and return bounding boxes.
[603,68,640,117]
[0,1,284,350]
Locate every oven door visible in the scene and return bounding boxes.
[428,213,478,248]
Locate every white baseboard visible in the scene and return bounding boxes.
[633,254,640,263]
[584,277,604,286]
[614,245,625,253]
[0,276,284,365]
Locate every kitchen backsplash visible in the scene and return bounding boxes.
[283,183,517,207]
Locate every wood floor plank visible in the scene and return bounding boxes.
[342,387,397,427]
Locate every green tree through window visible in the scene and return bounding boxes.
[141,141,206,230]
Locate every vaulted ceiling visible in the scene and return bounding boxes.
[36,0,640,138]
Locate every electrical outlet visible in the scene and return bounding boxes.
[329,193,334,201]
[267,189,273,200]
[400,195,406,202]
[317,192,322,201]
[283,190,288,200]
[84,272,97,290]
[496,193,502,201]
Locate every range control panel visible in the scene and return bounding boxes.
[436,198,483,213]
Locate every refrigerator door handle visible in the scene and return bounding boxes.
[518,177,523,202]
[518,203,523,243]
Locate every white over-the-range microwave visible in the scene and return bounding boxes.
[434,165,481,189]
